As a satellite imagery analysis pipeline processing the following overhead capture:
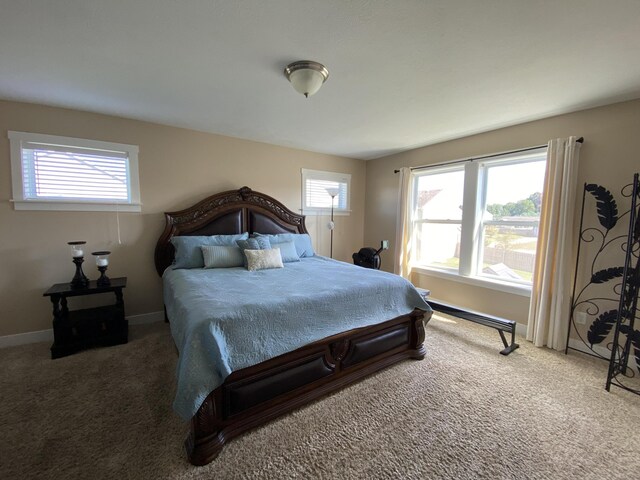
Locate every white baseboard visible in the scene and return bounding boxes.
[127,311,165,325]
[0,310,165,349]
[515,322,527,337]
[566,338,611,359]
[0,329,55,348]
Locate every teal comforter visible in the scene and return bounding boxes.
[163,256,431,420]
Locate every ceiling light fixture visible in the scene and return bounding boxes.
[284,61,329,98]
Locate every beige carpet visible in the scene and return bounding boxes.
[1,315,639,480]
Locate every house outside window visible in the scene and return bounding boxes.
[411,147,547,291]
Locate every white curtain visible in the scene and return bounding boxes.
[394,167,413,279]
[527,136,582,350]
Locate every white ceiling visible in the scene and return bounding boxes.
[1,1,639,160]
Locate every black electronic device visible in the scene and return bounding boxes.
[352,241,387,269]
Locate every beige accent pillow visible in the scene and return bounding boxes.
[245,248,284,271]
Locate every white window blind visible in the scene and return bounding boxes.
[301,169,351,215]
[9,131,141,212]
[22,145,130,201]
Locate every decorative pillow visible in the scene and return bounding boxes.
[271,240,300,263]
[236,236,272,267]
[201,245,244,268]
[171,233,249,269]
[245,248,284,271]
[253,233,315,257]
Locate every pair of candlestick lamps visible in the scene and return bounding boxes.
[67,241,111,289]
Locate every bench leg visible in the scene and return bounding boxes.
[498,329,519,356]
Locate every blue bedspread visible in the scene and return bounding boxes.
[163,256,431,420]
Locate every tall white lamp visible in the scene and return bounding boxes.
[326,187,340,258]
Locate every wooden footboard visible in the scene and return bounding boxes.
[185,308,429,465]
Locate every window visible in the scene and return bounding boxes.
[9,131,141,212]
[301,169,351,215]
[411,148,547,289]
[413,166,465,270]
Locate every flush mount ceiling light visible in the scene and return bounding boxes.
[284,60,329,98]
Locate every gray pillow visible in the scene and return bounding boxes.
[237,236,272,268]
[201,245,244,268]
[171,233,249,269]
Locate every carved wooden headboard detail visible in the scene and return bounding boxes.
[154,186,308,275]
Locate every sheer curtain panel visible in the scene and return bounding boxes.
[394,167,413,279]
[527,137,582,350]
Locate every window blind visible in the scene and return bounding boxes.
[21,143,130,202]
[305,178,348,210]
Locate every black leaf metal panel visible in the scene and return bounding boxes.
[590,267,625,284]
[585,184,618,230]
[568,174,639,397]
[632,330,640,375]
[587,310,618,346]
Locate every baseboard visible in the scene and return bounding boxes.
[515,323,527,337]
[566,338,611,359]
[0,310,165,348]
[0,329,54,348]
[127,311,165,325]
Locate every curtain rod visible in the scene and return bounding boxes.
[393,137,584,173]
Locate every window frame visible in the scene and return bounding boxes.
[8,131,141,212]
[410,148,547,292]
[301,168,351,216]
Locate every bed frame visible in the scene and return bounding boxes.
[155,186,429,465]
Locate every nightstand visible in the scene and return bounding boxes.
[43,277,128,359]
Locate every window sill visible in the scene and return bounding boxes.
[11,200,142,213]
[301,209,351,216]
[412,266,532,297]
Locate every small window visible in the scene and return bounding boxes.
[301,169,351,215]
[9,131,141,212]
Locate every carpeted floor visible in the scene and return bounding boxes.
[1,315,638,480]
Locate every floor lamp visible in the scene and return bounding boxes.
[326,187,340,258]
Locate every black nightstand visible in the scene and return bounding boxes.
[43,277,128,359]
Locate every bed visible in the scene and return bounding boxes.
[155,186,432,465]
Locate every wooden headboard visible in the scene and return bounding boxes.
[154,186,308,275]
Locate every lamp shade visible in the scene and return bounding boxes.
[284,61,329,98]
[326,187,340,198]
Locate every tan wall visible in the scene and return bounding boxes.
[365,98,640,326]
[0,100,365,336]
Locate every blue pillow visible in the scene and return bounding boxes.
[171,233,248,269]
[253,232,293,244]
[237,237,272,268]
[272,240,300,263]
[292,234,315,258]
[253,233,315,258]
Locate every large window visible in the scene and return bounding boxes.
[411,148,547,289]
[9,131,141,212]
[301,168,351,215]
